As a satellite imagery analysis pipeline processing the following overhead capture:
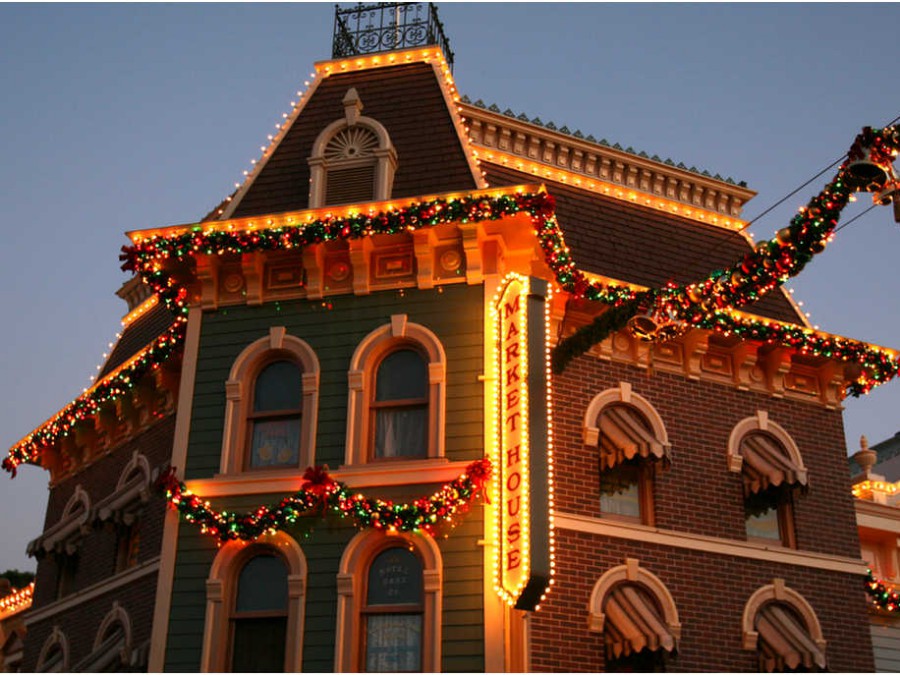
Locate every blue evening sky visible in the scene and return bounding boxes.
[1,3,898,572]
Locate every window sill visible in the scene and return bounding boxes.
[189,459,474,497]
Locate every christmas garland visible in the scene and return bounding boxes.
[866,568,900,612]
[6,127,899,475]
[158,458,491,542]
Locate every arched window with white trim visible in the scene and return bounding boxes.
[345,315,446,467]
[201,531,307,672]
[583,383,670,526]
[35,627,69,673]
[728,412,807,548]
[742,580,826,672]
[588,558,681,670]
[220,327,320,475]
[308,88,398,208]
[335,529,442,672]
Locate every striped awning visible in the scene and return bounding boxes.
[599,406,666,470]
[603,584,676,660]
[740,434,807,496]
[756,603,826,672]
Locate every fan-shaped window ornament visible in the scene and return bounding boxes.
[309,88,398,208]
[324,126,378,161]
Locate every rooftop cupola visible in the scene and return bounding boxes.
[332,2,455,71]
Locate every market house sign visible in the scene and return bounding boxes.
[492,273,553,611]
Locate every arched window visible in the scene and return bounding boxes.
[308,88,398,208]
[72,603,132,671]
[36,627,69,673]
[728,412,807,548]
[345,316,446,467]
[372,348,429,459]
[335,530,442,672]
[584,384,670,526]
[362,547,424,672]
[247,360,304,469]
[220,327,320,475]
[201,532,307,672]
[588,559,680,670]
[742,580,826,672]
[230,553,290,672]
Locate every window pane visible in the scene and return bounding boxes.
[231,617,287,672]
[250,417,301,468]
[376,350,427,401]
[375,407,427,458]
[236,555,288,612]
[365,614,422,673]
[367,548,423,606]
[745,504,780,541]
[254,361,302,412]
[600,464,642,519]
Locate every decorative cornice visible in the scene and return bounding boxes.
[462,102,755,226]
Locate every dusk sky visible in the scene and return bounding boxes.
[1,3,899,572]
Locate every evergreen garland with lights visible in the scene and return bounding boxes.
[866,568,900,612]
[158,458,491,542]
[5,127,899,476]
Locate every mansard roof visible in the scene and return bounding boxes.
[98,301,175,379]
[219,58,480,220]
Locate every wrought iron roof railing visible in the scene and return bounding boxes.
[333,2,454,72]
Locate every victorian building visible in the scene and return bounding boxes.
[10,4,890,671]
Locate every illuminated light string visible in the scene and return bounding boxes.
[6,128,898,475]
[158,459,491,543]
[0,582,33,617]
[866,569,900,613]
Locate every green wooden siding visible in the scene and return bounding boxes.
[165,284,485,672]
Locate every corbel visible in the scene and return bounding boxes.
[302,245,325,300]
[459,222,484,285]
[542,140,555,165]
[599,157,612,180]
[758,346,791,398]
[731,341,759,391]
[625,164,638,188]
[527,135,540,160]
[483,123,497,147]
[412,229,437,289]
[498,127,512,152]
[241,253,264,306]
[195,254,220,310]
[348,238,372,295]
[815,360,845,409]
[681,329,708,380]
[557,144,569,168]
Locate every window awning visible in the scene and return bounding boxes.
[756,603,826,672]
[93,472,151,526]
[599,406,666,470]
[26,506,90,558]
[740,434,807,496]
[602,584,676,660]
[71,626,126,673]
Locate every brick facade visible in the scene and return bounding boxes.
[22,415,174,671]
[527,352,873,671]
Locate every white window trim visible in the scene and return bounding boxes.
[28,486,91,557]
[344,315,446,467]
[201,531,308,673]
[220,327,320,476]
[36,626,69,673]
[727,410,806,479]
[582,382,670,451]
[587,557,681,646]
[741,578,826,653]
[334,529,442,673]
[94,452,152,525]
[91,602,132,666]
[308,88,398,208]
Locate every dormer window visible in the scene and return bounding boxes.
[308,88,398,208]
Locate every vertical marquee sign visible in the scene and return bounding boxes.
[492,273,553,611]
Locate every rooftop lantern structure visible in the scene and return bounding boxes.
[332,2,455,72]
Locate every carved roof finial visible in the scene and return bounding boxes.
[343,88,363,126]
[853,434,878,478]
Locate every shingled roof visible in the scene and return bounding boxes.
[222,62,478,220]
[484,164,803,324]
[97,303,175,379]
